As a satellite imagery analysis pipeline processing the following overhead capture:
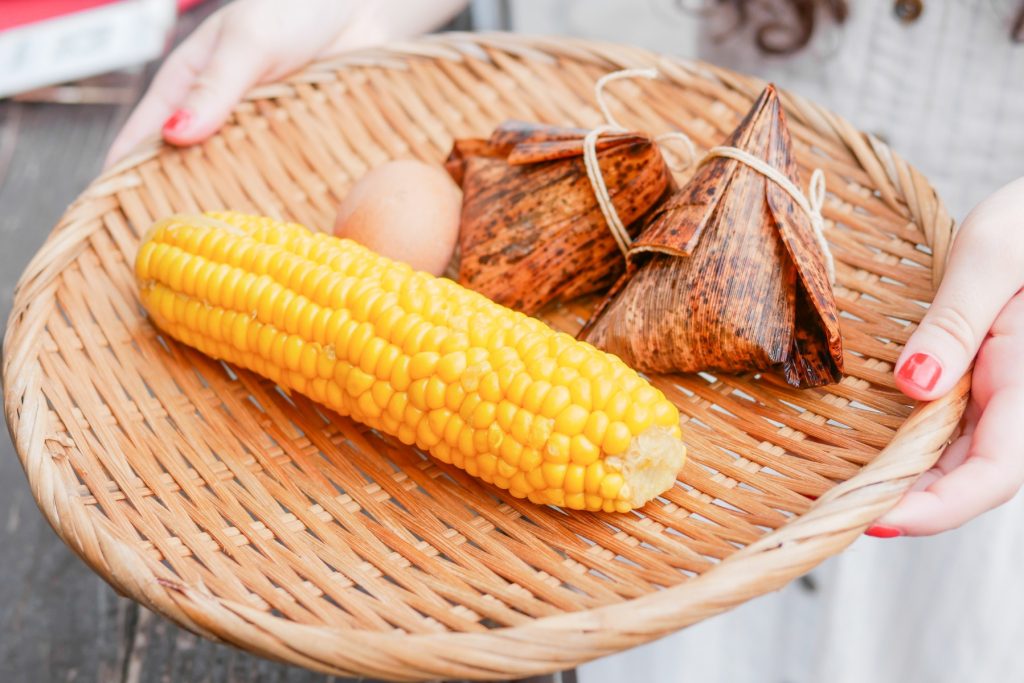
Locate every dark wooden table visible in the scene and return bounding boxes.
[0,4,568,682]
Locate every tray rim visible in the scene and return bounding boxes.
[2,31,969,681]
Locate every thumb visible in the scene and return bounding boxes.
[895,195,1024,401]
[161,21,269,147]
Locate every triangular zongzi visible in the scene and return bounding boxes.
[446,120,675,315]
[581,86,843,388]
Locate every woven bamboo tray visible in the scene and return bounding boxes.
[3,33,969,681]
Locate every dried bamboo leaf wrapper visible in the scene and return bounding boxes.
[582,85,843,388]
[446,121,675,314]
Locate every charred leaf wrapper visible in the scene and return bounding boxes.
[445,120,675,315]
[581,86,844,389]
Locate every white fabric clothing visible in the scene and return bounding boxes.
[526,1,1024,681]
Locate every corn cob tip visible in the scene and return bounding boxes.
[609,426,686,508]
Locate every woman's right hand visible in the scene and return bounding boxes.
[105,0,467,167]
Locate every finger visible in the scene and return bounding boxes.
[104,14,223,167]
[895,180,1024,401]
[904,430,972,493]
[971,288,1024,407]
[874,387,1024,536]
[162,18,272,146]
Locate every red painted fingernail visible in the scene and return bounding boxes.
[865,524,903,538]
[162,109,193,137]
[897,352,942,392]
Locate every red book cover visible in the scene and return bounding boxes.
[0,0,183,97]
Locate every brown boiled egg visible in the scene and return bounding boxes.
[333,159,462,275]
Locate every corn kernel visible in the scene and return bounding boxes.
[542,463,566,489]
[495,400,517,431]
[526,467,547,491]
[403,403,425,428]
[283,336,304,371]
[443,413,464,446]
[439,332,469,354]
[602,421,632,455]
[470,401,497,430]
[444,382,466,413]
[564,492,586,510]
[386,392,408,422]
[557,344,589,369]
[570,434,599,465]
[407,378,428,411]
[584,461,606,493]
[397,424,417,446]
[497,459,517,480]
[357,391,381,419]
[527,357,557,382]
[457,424,475,456]
[539,385,571,419]
[522,380,551,414]
[459,393,482,423]
[528,416,553,448]
[477,453,497,481]
[420,325,449,352]
[545,490,566,506]
[564,464,586,494]
[371,381,393,411]
[599,472,625,500]
[555,404,589,437]
[499,436,522,466]
[519,448,543,473]
[653,400,679,427]
[390,356,411,392]
[374,344,401,380]
[591,376,616,410]
[433,442,453,464]
[487,422,504,451]
[409,351,440,381]
[478,371,502,403]
[347,321,375,364]
[416,418,440,448]
[437,351,467,383]
[604,392,630,421]
[506,373,532,406]
[509,471,532,494]
[584,411,610,446]
[544,433,570,464]
[419,377,444,410]
[550,366,579,387]
[625,402,654,434]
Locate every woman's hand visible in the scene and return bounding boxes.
[868,177,1024,537]
[105,0,467,166]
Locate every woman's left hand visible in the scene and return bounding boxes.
[867,177,1024,537]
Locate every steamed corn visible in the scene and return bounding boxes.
[136,212,686,512]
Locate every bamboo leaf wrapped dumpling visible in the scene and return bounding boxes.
[580,86,844,388]
[445,121,675,315]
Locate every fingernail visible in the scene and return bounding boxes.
[162,109,193,137]
[865,524,903,538]
[897,352,942,392]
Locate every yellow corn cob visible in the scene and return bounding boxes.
[136,212,685,512]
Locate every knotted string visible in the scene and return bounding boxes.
[701,146,835,283]
[583,68,698,257]
[582,69,835,283]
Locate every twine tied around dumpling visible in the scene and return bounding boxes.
[582,69,836,283]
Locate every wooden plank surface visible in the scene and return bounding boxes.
[0,4,567,683]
